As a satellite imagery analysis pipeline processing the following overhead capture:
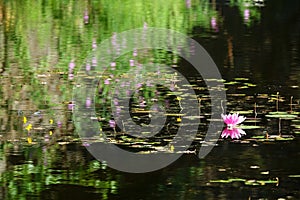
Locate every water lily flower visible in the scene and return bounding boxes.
[221,113,246,130]
[221,128,246,139]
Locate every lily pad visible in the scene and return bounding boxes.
[245,118,261,123]
[224,81,239,85]
[234,77,249,81]
[209,179,232,183]
[235,110,253,114]
[228,178,247,182]
[209,178,278,186]
[237,86,249,89]
[239,125,262,129]
[251,135,265,139]
[288,175,300,178]
[265,112,297,119]
[291,125,300,129]
[244,83,257,87]
[227,94,246,97]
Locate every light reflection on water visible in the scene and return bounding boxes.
[0,0,300,199]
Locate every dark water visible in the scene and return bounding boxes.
[0,0,300,199]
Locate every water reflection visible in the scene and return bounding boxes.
[0,0,300,199]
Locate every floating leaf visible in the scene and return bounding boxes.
[234,77,249,81]
[265,112,297,119]
[274,136,294,141]
[239,125,262,129]
[228,178,246,182]
[209,179,232,183]
[237,86,249,89]
[245,119,262,123]
[164,113,185,116]
[235,110,253,114]
[288,175,300,178]
[227,94,246,97]
[244,83,257,87]
[260,171,269,175]
[251,135,265,139]
[224,81,239,85]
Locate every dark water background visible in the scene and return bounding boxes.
[0,0,300,199]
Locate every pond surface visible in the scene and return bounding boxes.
[0,0,300,199]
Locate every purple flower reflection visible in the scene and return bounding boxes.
[86,63,91,71]
[170,83,175,91]
[129,59,135,66]
[68,73,74,80]
[114,98,119,106]
[86,97,91,108]
[92,57,97,66]
[104,79,110,85]
[244,9,250,22]
[186,0,191,8]
[68,102,75,110]
[109,120,116,128]
[69,60,75,71]
[146,81,153,87]
[143,22,148,30]
[211,17,218,32]
[84,10,89,24]
[92,39,97,49]
[83,142,90,147]
[133,49,138,56]
[111,62,116,70]
[111,32,117,46]
[57,121,62,128]
[136,83,142,88]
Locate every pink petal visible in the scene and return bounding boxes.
[238,128,246,135]
[221,128,246,139]
[237,115,246,124]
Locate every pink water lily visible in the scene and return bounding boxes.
[221,113,246,130]
[221,128,246,139]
